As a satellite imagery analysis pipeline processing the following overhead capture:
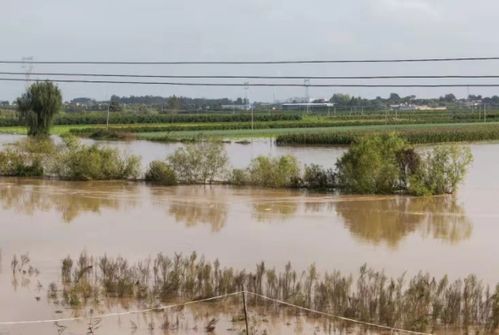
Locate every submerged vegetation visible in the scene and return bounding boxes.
[45,252,499,333]
[335,134,473,195]
[0,134,472,195]
[0,137,140,181]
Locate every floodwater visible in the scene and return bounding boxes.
[1,135,499,334]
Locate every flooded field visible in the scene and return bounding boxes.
[1,135,499,334]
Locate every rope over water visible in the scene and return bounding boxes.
[0,290,433,334]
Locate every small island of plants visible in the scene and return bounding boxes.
[0,81,473,196]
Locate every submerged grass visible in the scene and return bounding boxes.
[50,252,499,333]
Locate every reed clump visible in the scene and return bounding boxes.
[54,252,499,333]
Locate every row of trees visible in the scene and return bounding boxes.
[329,92,499,108]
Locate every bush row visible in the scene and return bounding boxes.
[145,136,472,195]
[0,135,472,195]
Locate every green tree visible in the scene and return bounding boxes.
[247,155,301,187]
[408,146,473,195]
[336,134,407,194]
[167,141,228,184]
[167,95,181,113]
[145,161,177,185]
[17,81,62,136]
[109,95,122,112]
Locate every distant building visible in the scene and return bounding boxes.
[390,104,447,111]
[415,105,447,111]
[390,104,416,111]
[221,104,251,111]
[281,102,334,110]
[0,101,9,107]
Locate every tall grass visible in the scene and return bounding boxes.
[51,252,499,333]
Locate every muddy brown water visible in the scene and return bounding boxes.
[0,135,498,334]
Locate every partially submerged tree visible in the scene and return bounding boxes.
[17,81,62,136]
[336,133,473,195]
[167,141,228,184]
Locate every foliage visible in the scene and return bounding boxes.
[247,155,301,188]
[51,137,140,180]
[229,168,249,186]
[336,134,408,194]
[303,164,335,189]
[0,138,55,177]
[16,81,62,136]
[408,146,473,195]
[167,141,228,184]
[145,160,178,185]
[335,134,473,195]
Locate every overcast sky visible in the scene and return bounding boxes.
[2,0,499,102]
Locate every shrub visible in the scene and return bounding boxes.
[229,168,249,186]
[247,155,301,188]
[336,134,473,195]
[52,138,140,180]
[145,161,177,185]
[303,164,335,189]
[408,146,473,195]
[167,141,228,184]
[336,134,407,194]
[0,138,55,177]
[0,149,43,176]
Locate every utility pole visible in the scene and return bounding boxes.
[304,79,310,114]
[106,100,111,130]
[21,56,34,88]
[242,289,250,335]
[244,82,252,130]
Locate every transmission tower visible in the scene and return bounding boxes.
[304,79,311,113]
[21,56,34,87]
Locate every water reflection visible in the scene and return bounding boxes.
[0,179,138,223]
[334,196,472,247]
[0,179,472,246]
[252,200,299,222]
[159,186,228,232]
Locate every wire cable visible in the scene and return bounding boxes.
[2,77,499,87]
[2,71,499,80]
[2,56,499,65]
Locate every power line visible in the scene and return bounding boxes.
[2,56,499,65]
[3,71,499,80]
[4,77,499,87]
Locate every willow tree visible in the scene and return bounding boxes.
[17,81,62,136]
